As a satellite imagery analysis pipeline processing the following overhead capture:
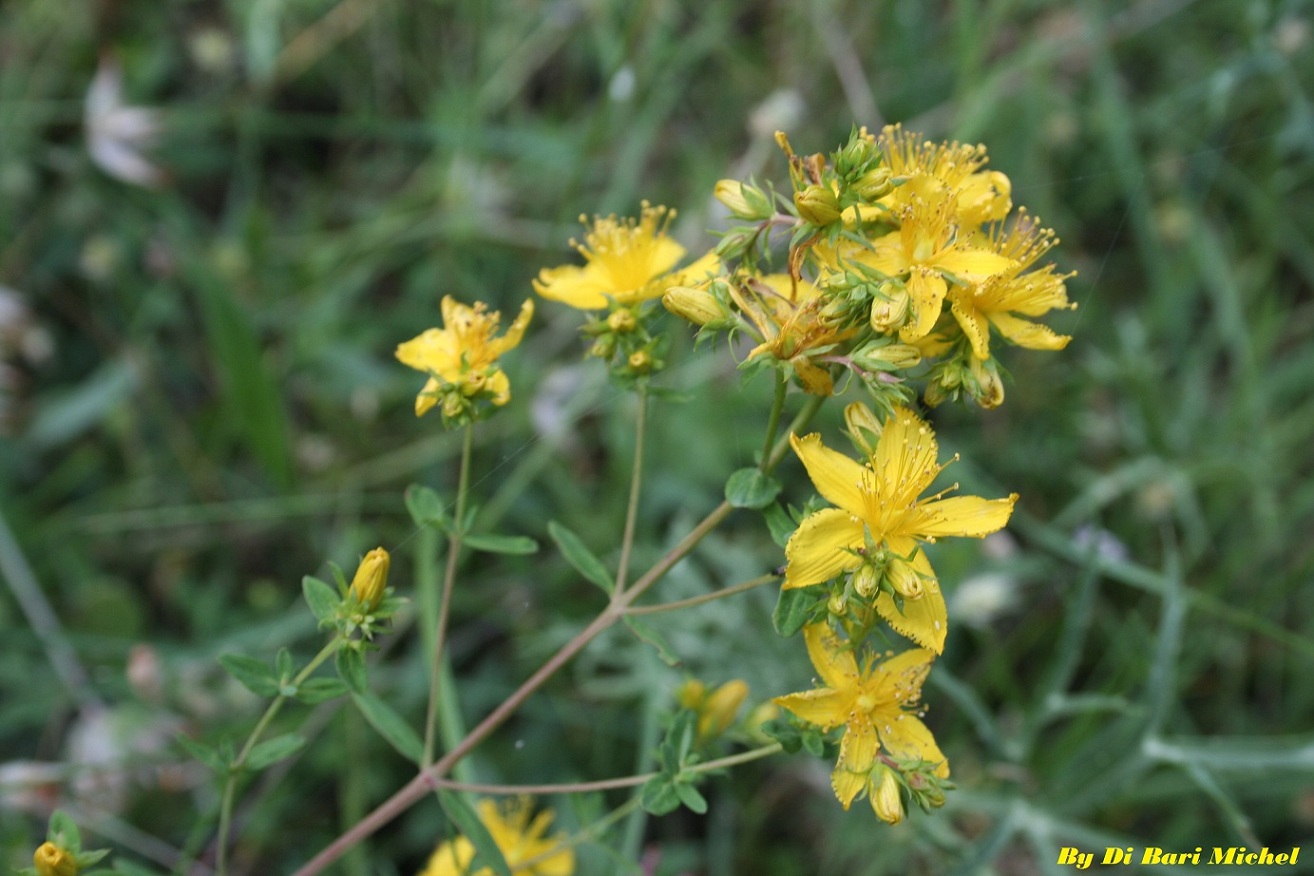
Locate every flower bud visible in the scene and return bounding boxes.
[852,340,922,373]
[714,179,770,220]
[606,309,636,333]
[887,556,924,600]
[34,842,78,876]
[441,392,467,419]
[844,403,883,456]
[870,283,910,332]
[676,679,706,711]
[852,563,880,599]
[853,166,894,201]
[699,679,749,739]
[969,357,1005,409]
[588,335,616,359]
[627,350,652,373]
[870,768,905,825]
[663,284,723,326]
[794,184,842,226]
[349,547,390,610]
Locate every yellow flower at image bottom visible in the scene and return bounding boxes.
[418,798,573,876]
[774,624,947,814]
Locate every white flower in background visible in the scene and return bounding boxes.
[950,572,1021,629]
[85,56,165,188]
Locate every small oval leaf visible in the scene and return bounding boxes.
[725,468,782,510]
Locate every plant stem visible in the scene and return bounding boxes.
[614,387,648,596]
[759,371,787,471]
[292,395,824,876]
[423,422,475,768]
[623,574,777,616]
[423,743,784,796]
[216,639,340,876]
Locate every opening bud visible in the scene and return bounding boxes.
[715,180,771,220]
[969,357,1005,409]
[663,283,724,327]
[870,283,910,332]
[844,402,884,457]
[794,184,842,226]
[870,767,905,825]
[851,563,880,599]
[349,547,390,611]
[853,166,894,201]
[887,556,924,600]
[34,842,78,876]
[606,309,637,333]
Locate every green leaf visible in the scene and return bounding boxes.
[725,468,782,509]
[772,586,817,637]
[295,677,350,704]
[113,859,165,876]
[760,719,802,754]
[336,648,368,693]
[675,781,709,814]
[462,533,540,555]
[438,790,513,876]
[405,484,450,530]
[175,734,228,773]
[275,647,294,680]
[623,616,682,667]
[351,692,423,764]
[302,575,340,623]
[245,733,306,771]
[548,521,614,594]
[48,809,82,852]
[218,654,279,698]
[639,776,682,816]
[763,503,796,548]
[802,728,826,757]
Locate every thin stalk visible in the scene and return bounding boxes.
[624,574,776,616]
[292,397,824,876]
[216,639,340,876]
[423,422,475,767]
[426,743,783,796]
[614,387,648,596]
[759,371,787,471]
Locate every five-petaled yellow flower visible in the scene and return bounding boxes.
[775,624,947,815]
[533,203,718,310]
[858,176,1015,341]
[396,296,533,417]
[949,211,1077,361]
[418,798,573,876]
[785,407,1017,652]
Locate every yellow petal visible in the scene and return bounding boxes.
[955,170,1012,227]
[487,369,511,406]
[868,643,935,706]
[790,433,870,517]
[989,312,1071,351]
[396,328,459,377]
[783,508,864,589]
[900,266,947,341]
[673,250,721,286]
[773,688,851,730]
[860,231,910,277]
[877,712,949,778]
[417,837,476,876]
[949,293,992,360]
[415,375,441,417]
[791,358,835,396]
[872,408,941,510]
[932,248,1014,282]
[533,263,611,310]
[832,722,879,808]
[490,298,534,356]
[803,622,860,691]
[911,493,1017,538]
[873,542,947,652]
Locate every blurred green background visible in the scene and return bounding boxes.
[2,0,1313,873]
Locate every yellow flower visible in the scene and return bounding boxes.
[533,203,719,310]
[784,408,1017,652]
[774,624,947,810]
[349,547,390,610]
[948,211,1077,361]
[858,176,1014,342]
[396,296,533,417]
[418,798,573,876]
[34,842,78,876]
[877,124,1013,228]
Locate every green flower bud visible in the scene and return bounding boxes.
[794,184,842,226]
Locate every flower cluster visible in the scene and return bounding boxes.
[665,124,1075,412]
